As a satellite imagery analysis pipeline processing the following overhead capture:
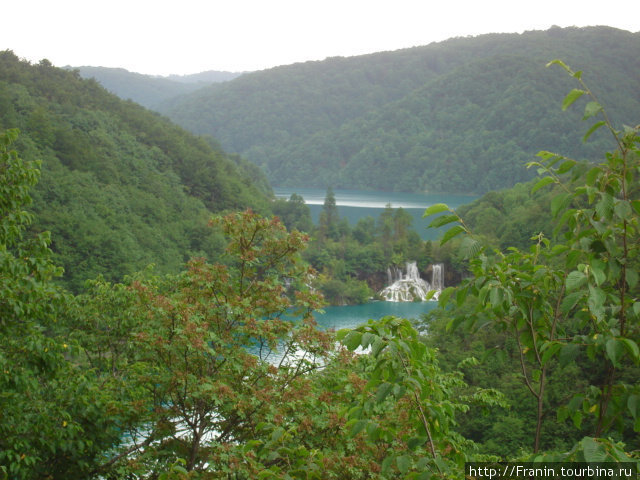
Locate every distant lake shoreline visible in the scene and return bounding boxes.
[274,187,477,241]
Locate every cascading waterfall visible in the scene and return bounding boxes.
[379,261,443,302]
[431,263,444,293]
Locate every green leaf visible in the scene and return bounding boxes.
[628,395,639,419]
[381,456,394,475]
[531,176,555,194]
[572,410,583,429]
[550,244,569,256]
[459,236,482,259]
[581,437,607,462]
[366,421,381,442]
[595,194,614,220]
[342,331,362,351]
[439,225,465,245]
[605,338,624,367]
[349,419,368,437]
[551,193,571,218]
[556,159,576,174]
[557,406,569,422]
[566,270,587,291]
[361,332,375,348]
[588,285,606,320]
[428,214,459,228]
[562,89,586,111]
[585,166,602,186]
[375,382,393,403]
[335,329,349,341]
[438,286,455,307]
[397,455,411,474]
[456,286,468,307]
[541,342,562,365]
[591,266,606,286]
[546,59,571,71]
[407,436,428,450]
[582,119,605,141]
[614,200,633,221]
[371,337,386,357]
[423,203,450,217]
[489,287,503,307]
[582,101,602,120]
[620,338,639,362]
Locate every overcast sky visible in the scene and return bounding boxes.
[2,0,638,76]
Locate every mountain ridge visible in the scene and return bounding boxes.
[70,65,244,109]
[157,26,640,193]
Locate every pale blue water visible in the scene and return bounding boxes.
[313,300,437,331]
[274,188,477,240]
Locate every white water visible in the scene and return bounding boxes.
[379,261,443,302]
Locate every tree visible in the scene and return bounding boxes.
[424,62,640,460]
[337,316,505,478]
[318,186,339,240]
[88,211,335,476]
[0,130,123,479]
[272,192,313,232]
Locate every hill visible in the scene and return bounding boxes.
[158,26,640,194]
[72,66,243,109]
[0,51,270,291]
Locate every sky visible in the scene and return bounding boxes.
[3,0,638,76]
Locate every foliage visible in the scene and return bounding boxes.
[271,193,313,233]
[72,210,338,477]
[161,27,640,194]
[455,180,559,250]
[337,317,474,478]
[424,61,640,460]
[0,51,271,291]
[5,44,640,479]
[0,130,130,479]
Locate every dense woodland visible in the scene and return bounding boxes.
[1,33,639,479]
[158,26,640,193]
[0,51,270,291]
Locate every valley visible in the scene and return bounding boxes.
[1,24,639,478]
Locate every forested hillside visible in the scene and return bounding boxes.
[159,26,640,193]
[1,42,638,478]
[0,51,270,291]
[73,66,243,109]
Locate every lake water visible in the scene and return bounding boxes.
[274,187,477,241]
[313,301,437,331]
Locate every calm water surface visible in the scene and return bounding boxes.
[274,188,477,240]
[313,301,437,331]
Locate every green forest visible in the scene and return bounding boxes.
[0,51,270,292]
[1,36,639,480]
[158,26,640,194]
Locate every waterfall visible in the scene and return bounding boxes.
[431,263,444,292]
[378,261,443,302]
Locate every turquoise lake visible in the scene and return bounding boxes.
[313,301,437,331]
